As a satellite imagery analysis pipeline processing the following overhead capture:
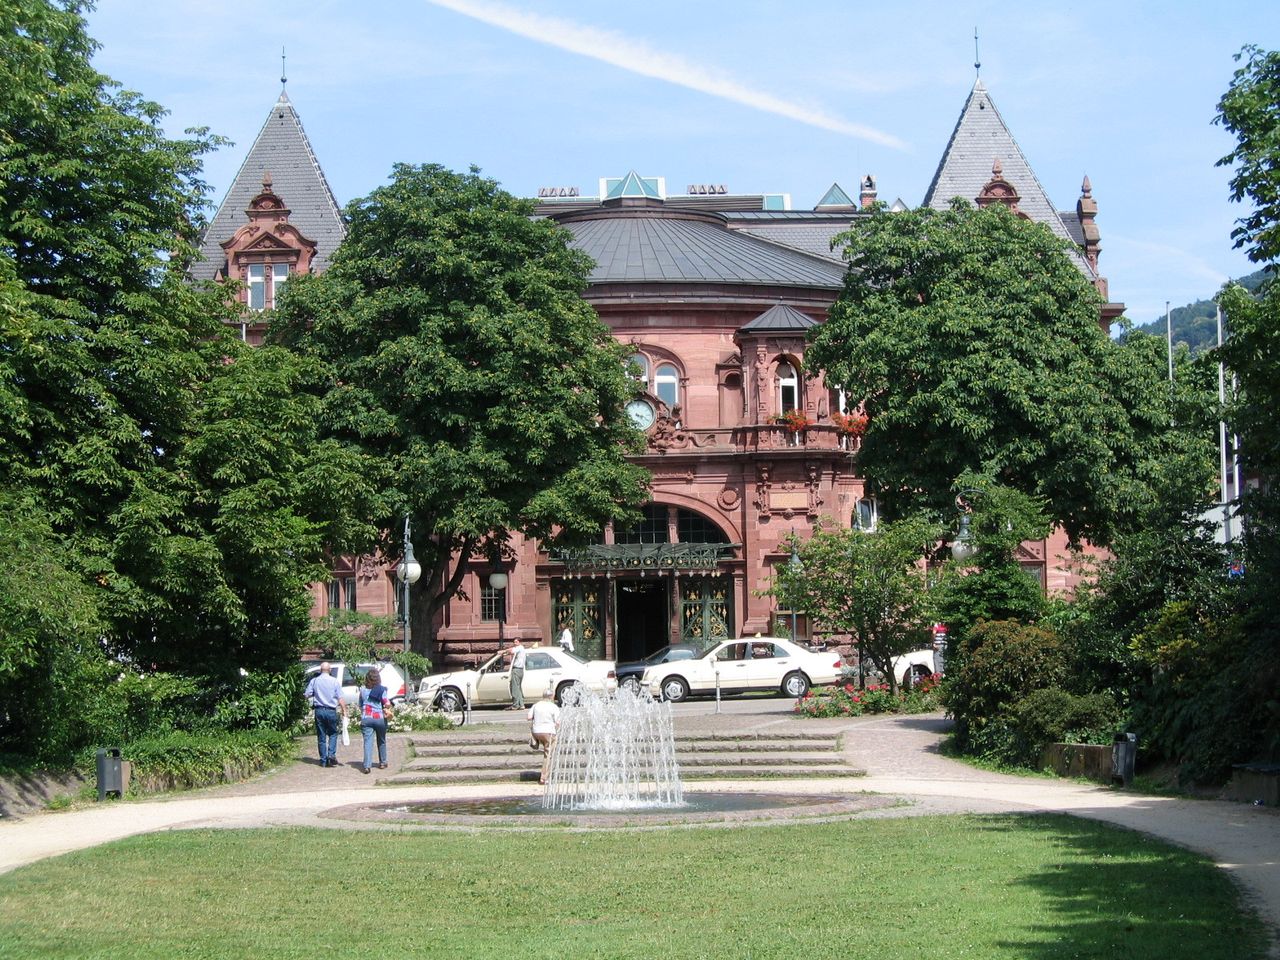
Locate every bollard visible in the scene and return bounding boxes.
[1111,732,1137,787]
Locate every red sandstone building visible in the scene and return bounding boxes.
[195,81,1121,668]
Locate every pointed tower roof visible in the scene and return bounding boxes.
[922,80,1087,269]
[191,92,345,281]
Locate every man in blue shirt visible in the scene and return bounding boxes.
[304,662,344,767]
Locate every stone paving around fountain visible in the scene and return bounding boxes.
[2,710,1278,957]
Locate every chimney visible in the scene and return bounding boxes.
[859,174,877,209]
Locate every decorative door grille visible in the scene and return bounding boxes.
[552,581,604,660]
[680,576,732,645]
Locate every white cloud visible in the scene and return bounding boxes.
[422,0,908,149]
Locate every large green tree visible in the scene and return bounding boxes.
[807,201,1170,547]
[778,515,942,694]
[1214,44,1280,765]
[0,1,372,756]
[272,164,650,652]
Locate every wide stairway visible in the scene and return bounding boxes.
[384,729,863,785]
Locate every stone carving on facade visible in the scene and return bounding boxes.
[649,403,711,453]
[805,461,825,516]
[1015,540,1046,562]
[754,463,771,517]
[974,158,1028,218]
[356,555,385,582]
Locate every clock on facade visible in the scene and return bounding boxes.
[626,399,656,430]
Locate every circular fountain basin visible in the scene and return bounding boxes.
[322,791,898,830]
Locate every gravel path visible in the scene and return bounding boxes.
[3,711,1277,956]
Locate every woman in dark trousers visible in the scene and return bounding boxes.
[358,668,392,774]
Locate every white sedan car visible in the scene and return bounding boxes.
[643,636,843,702]
[418,646,617,711]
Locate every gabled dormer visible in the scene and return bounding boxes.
[220,172,318,314]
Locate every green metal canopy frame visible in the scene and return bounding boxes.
[553,542,740,574]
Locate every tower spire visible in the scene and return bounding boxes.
[280,46,287,92]
[973,27,981,78]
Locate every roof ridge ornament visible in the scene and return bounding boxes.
[974,27,981,78]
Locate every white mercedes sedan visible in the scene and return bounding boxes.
[643,636,843,702]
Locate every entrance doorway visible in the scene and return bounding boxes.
[615,579,668,663]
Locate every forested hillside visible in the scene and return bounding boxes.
[1127,268,1268,353]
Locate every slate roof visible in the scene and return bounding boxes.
[922,80,1095,279]
[721,212,855,263]
[558,209,846,289]
[191,92,345,281]
[739,303,819,332]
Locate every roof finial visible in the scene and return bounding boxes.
[280,46,287,91]
[973,27,981,78]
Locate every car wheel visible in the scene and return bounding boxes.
[660,676,689,703]
[619,676,641,695]
[555,681,584,707]
[781,671,810,698]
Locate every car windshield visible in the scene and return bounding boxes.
[642,646,678,665]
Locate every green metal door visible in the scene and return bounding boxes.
[680,576,732,645]
[552,581,605,661]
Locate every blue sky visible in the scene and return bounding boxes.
[87,1,1279,325]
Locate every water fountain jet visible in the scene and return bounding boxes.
[542,685,683,810]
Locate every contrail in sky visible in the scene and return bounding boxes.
[423,0,907,149]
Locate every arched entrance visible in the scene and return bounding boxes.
[552,504,738,661]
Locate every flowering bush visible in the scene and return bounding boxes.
[830,411,868,438]
[794,678,942,718]
[775,409,813,433]
[386,702,458,732]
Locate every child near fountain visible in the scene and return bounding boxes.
[528,687,561,785]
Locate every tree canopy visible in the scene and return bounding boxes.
[271,164,650,648]
[0,0,372,757]
[779,515,942,694]
[807,201,1171,547]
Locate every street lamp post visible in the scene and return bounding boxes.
[488,567,508,645]
[396,517,423,653]
[951,498,978,563]
[787,539,804,642]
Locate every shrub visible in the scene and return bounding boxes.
[942,620,1067,754]
[386,703,458,732]
[1004,688,1121,767]
[795,680,941,718]
[78,729,294,794]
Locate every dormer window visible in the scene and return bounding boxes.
[248,263,290,311]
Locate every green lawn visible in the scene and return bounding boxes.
[0,815,1265,959]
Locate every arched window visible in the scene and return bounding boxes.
[854,497,878,533]
[777,362,799,413]
[628,353,649,388]
[655,363,679,408]
[676,509,728,544]
[616,503,669,544]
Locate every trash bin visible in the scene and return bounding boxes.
[96,748,129,801]
[1111,733,1137,787]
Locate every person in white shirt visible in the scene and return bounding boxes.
[527,687,561,784]
[507,638,527,708]
[559,626,574,653]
